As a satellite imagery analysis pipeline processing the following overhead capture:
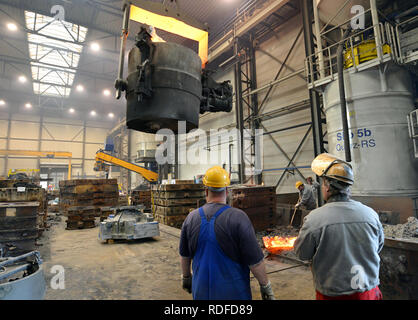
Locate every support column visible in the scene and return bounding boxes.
[4,112,11,176]
[248,34,262,185]
[127,128,131,191]
[81,120,86,178]
[313,0,325,78]
[301,0,325,206]
[234,39,245,184]
[37,113,43,170]
[301,0,325,157]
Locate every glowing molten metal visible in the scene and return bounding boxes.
[263,236,297,255]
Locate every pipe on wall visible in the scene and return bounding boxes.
[336,26,352,162]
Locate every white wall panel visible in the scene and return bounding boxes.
[255,15,308,115]
[42,123,84,142]
[0,138,6,149]
[11,114,40,122]
[84,143,103,159]
[0,114,109,178]
[43,117,83,126]
[85,127,108,143]
[9,139,39,151]
[0,120,8,137]
[84,159,104,177]
[10,121,40,139]
[41,141,83,158]
[6,158,38,170]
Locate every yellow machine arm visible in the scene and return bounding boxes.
[0,150,72,179]
[95,151,158,183]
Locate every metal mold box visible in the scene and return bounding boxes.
[98,206,159,241]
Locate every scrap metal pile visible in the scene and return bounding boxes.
[99,205,159,241]
[383,217,418,240]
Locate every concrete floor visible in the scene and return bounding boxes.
[37,217,315,300]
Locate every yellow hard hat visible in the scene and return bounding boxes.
[311,153,354,185]
[202,166,230,189]
[295,181,303,189]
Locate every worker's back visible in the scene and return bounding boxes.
[299,184,318,210]
[294,199,384,296]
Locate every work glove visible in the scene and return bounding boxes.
[181,274,192,294]
[260,281,275,300]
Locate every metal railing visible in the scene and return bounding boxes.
[209,0,264,44]
[305,22,395,88]
[394,15,418,64]
[306,9,418,88]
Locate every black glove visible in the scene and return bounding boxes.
[260,281,275,300]
[182,275,192,294]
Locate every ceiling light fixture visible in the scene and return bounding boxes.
[25,103,32,109]
[90,110,96,116]
[0,100,5,106]
[103,89,111,96]
[76,84,84,92]
[7,23,17,31]
[108,112,114,118]
[69,108,75,113]
[90,42,100,51]
[18,75,27,83]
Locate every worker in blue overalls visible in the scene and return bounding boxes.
[179,166,275,300]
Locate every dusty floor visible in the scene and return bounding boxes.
[37,217,315,300]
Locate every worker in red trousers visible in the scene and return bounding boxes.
[294,153,384,300]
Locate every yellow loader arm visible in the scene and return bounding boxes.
[95,151,158,183]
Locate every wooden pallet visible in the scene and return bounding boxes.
[66,220,96,230]
[228,186,275,196]
[131,190,151,195]
[66,215,95,222]
[154,214,187,228]
[229,195,276,209]
[60,197,119,209]
[59,179,118,187]
[151,184,204,192]
[154,205,198,216]
[152,190,205,199]
[153,197,203,206]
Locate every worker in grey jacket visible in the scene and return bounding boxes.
[295,181,317,210]
[306,176,320,192]
[294,153,384,300]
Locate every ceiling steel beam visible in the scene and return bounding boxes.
[0,87,124,111]
[208,0,291,62]
[0,55,115,81]
[0,0,136,41]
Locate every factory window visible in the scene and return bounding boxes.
[24,11,88,97]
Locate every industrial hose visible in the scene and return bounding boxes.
[337,26,353,162]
